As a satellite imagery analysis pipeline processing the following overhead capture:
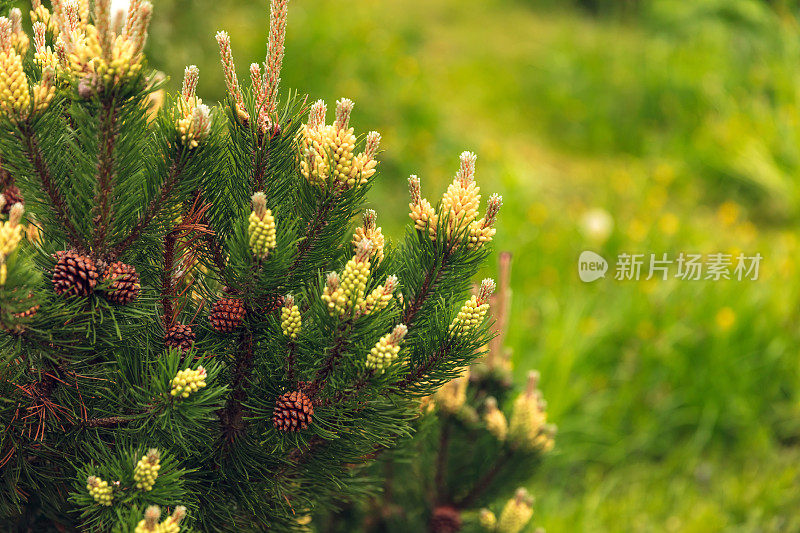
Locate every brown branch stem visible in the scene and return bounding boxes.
[454,448,512,509]
[220,327,255,441]
[81,416,133,428]
[92,98,118,253]
[110,158,185,259]
[434,419,451,504]
[288,194,336,277]
[286,341,296,386]
[402,252,450,328]
[314,369,373,407]
[251,129,274,192]
[392,338,454,393]
[161,230,178,328]
[306,321,350,398]
[19,124,84,251]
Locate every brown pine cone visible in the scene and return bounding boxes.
[209,297,246,333]
[2,185,23,214]
[429,506,462,533]
[273,390,314,431]
[262,292,284,314]
[52,251,99,297]
[103,261,140,305]
[165,323,195,352]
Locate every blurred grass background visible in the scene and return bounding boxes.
[144,0,800,530]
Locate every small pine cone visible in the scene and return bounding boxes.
[273,390,314,432]
[165,323,195,352]
[210,297,246,333]
[430,506,462,533]
[263,292,284,313]
[2,185,22,214]
[103,261,141,305]
[52,251,99,297]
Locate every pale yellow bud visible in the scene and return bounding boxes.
[496,488,534,533]
[365,323,407,372]
[133,448,161,491]
[484,396,508,441]
[248,193,276,260]
[479,508,497,530]
[171,367,207,399]
[86,475,114,506]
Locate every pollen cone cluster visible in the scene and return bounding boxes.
[496,488,534,533]
[280,294,301,338]
[483,396,508,441]
[508,371,555,453]
[352,209,384,264]
[299,98,381,191]
[365,324,408,372]
[176,66,211,148]
[135,505,186,533]
[450,278,495,333]
[248,191,277,260]
[86,475,113,506]
[0,18,33,119]
[0,201,24,285]
[45,0,154,87]
[171,366,207,399]
[273,389,314,431]
[408,152,502,247]
[322,239,371,316]
[133,448,161,492]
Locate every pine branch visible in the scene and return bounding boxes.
[402,249,451,328]
[434,419,451,504]
[315,370,373,407]
[204,230,229,279]
[288,194,336,276]
[80,416,132,428]
[454,448,512,509]
[286,340,296,385]
[92,98,118,253]
[161,229,177,327]
[220,326,254,441]
[306,321,350,398]
[19,124,85,251]
[0,156,13,188]
[251,130,276,191]
[393,338,454,393]
[110,157,185,259]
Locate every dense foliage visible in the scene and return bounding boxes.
[0,1,511,530]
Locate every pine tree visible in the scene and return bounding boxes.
[324,254,555,532]
[0,1,503,531]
